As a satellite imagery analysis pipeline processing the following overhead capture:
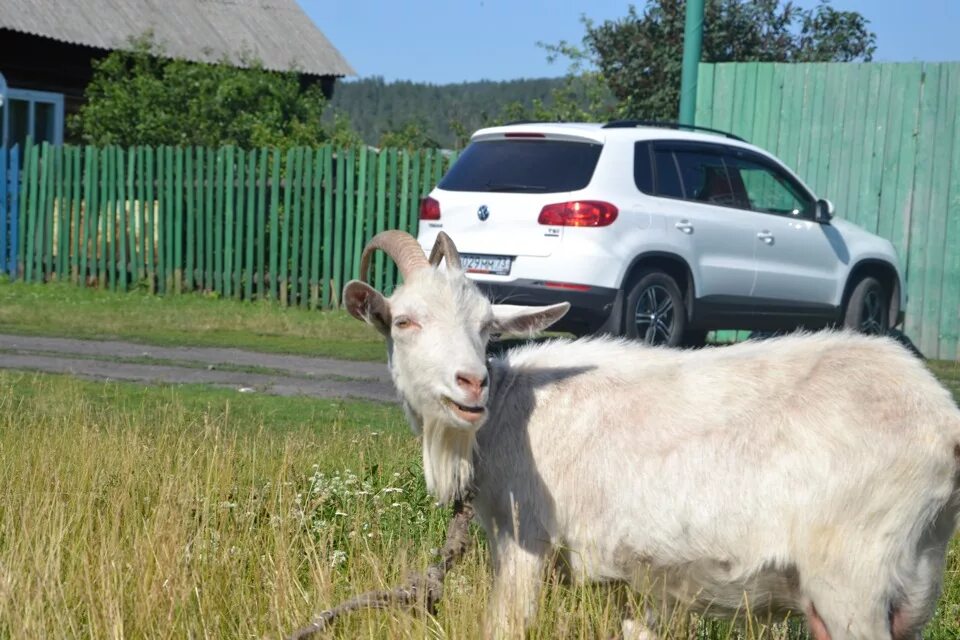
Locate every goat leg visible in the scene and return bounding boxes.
[286,494,475,639]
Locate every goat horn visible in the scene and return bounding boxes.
[359,230,430,283]
[428,231,462,270]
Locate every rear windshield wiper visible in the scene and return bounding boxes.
[484,181,547,192]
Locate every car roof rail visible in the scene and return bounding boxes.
[602,120,746,142]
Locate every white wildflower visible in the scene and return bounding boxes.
[330,550,347,567]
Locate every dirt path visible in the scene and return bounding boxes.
[0,334,396,403]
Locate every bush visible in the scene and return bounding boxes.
[71,35,336,149]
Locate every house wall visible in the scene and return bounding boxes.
[1,28,337,147]
[0,29,101,119]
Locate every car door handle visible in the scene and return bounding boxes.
[757,230,775,245]
[675,220,694,234]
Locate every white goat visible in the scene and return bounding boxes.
[343,230,960,640]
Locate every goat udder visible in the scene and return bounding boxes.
[806,603,832,640]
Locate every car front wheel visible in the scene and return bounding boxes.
[843,276,888,335]
[624,271,687,347]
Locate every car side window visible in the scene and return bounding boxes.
[652,146,684,198]
[723,150,815,219]
[650,142,750,208]
[634,142,654,194]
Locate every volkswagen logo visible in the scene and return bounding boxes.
[477,205,490,222]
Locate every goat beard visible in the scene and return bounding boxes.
[421,416,477,505]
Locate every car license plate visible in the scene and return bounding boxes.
[460,253,512,276]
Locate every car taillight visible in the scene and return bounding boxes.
[537,201,618,227]
[419,196,441,220]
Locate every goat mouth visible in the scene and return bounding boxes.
[441,397,486,424]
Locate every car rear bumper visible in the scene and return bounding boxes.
[472,279,622,336]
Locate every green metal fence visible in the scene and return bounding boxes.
[696,61,960,360]
[13,142,456,308]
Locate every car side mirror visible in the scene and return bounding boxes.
[815,198,834,224]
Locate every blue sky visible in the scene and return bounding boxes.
[299,1,960,84]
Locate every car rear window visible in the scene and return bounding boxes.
[439,139,602,193]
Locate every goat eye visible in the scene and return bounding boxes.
[481,321,502,341]
[481,320,493,332]
[394,317,414,330]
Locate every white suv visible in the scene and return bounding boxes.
[417,121,905,347]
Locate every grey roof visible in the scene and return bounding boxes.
[1,0,355,77]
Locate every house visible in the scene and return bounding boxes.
[0,0,354,149]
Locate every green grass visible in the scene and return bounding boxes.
[0,280,386,362]
[0,371,449,638]
[929,359,960,399]
[1,371,958,639]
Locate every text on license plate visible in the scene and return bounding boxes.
[460,254,512,275]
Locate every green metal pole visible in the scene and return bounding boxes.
[678,0,705,125]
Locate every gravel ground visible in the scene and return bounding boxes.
[0,334,396,403]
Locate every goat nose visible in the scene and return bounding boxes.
[456,371,488,400]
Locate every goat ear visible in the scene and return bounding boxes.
[343,280,391,336]
[491,302,570,336]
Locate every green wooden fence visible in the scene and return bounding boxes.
[696,61,960,360]
[13,142,457,308]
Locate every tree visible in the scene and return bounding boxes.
[71,35,337,148]
[326,76,604,148]
[488,72,617,126]
[548,0,876,121]
[378,120,441,150]
[327,112,366,149]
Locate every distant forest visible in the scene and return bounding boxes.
[326,76,593,149]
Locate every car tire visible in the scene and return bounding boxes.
[843,276,888,335]
[624,271,687,347]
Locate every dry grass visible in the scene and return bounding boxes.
[0,371,957,639]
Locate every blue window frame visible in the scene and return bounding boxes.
[1,87,65,149]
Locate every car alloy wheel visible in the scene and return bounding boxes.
[860,287,885,334]
[843,276,888,336]
[634,284,676,345]
[624,270,687,347]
